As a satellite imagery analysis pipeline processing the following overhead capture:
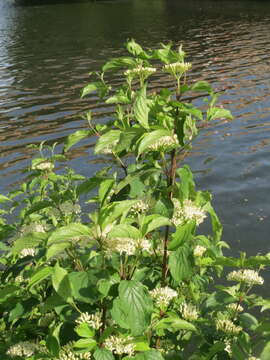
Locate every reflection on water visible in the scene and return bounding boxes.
[1,0,270,255]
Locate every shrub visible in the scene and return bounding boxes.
[0,40,270,360]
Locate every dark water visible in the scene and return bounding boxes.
[1,0,270,256]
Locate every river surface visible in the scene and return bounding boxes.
[1,0,270,256]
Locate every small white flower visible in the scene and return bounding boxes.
[6,342,38,357]
[193,245,207,257]
[59,201,81,216]
[227,269,264,285]
[216,319,242,335]
[138,238,152,253]
[150,286,178,307]
[180,303,199,321]
[104,335,135,356]
[20,222,46,235]
[75,312,102,330]
[148,134,179,152]
[248,357,260,360]
[20,248,36,258]
[124,66,156,81]
[227,303,244,313]
[163,62,192,77]
[224,340,232,356]
[32,161,54,171]
[172,199,207,227]
[59,342,91,360]
[130,200,149,215]
[105,237,137,256]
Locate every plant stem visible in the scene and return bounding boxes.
[161,90,181,286]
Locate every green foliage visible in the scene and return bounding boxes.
[0,40,266,360]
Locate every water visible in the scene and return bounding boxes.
[1,0,270,256]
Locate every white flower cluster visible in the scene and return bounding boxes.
[193,245,207,257]
[75,312,102,330]
[130,200,149,215]
[248,357,260,360]
[150,286,178,307]
[139,238,152,252]
[32,160,54,171]
[163,62,192,77]
[180,303,199,321]
[6,342,39,357]
[20,248,36,258]
[224,340,232,357]
[172,199,207,227]
[59,201,81,216]
[227,269,264,285]
[124,66,156,80]
[20,222,46,235]
[99,139,119,155]
[104,335,135,356]
[104,236,151,256]
[59,351,91,360]
[148,135,179,152]
[105,237,137,256]
[227,303,244,313]
[59,342,91,360]
[216,319,242,335]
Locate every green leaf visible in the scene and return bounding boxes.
[137,129,171,156]
[168,221,195,250]
[51,263,73,303]
[134,342,151,352]
[134,350,164,360]
[68,271,99,304]
[126,39,145,57]
[0,285,19,304]
[75,323,95,338]
[77,177,103,196]
[177,165,195,200]
[46,335,60,357]
[134,87,149,129]
[99,178,115,205]
[46,241,72,260]
[239,313,258,330]
[155,317,196,332]
[29,266,53,289]
[74,338,97,351]
[12,232,47,254]
[102,57,138,72]
[204,342,225,360]
[141,215,171,236]
[48,223,92,245]
[191,80,213,94]
[64,129,94,152]
[0,194,10,203]
[81,81,109,98]
[94,348,115,360]
[112,280,153,335]
[9,302,24,322]
[99,200,137,229]
[180,103,203,120]
[46,242,71,260]
[111,298,130,329]
[108,224,141,240]
[95,130,121,154]
[168,244,193,282]
[261,342,270,360]
[207,107,233,121]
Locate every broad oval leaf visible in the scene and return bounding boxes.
[64,129,94,152]
[137,129,172,156]
[94,348,115,360]
[48,223,92,245]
